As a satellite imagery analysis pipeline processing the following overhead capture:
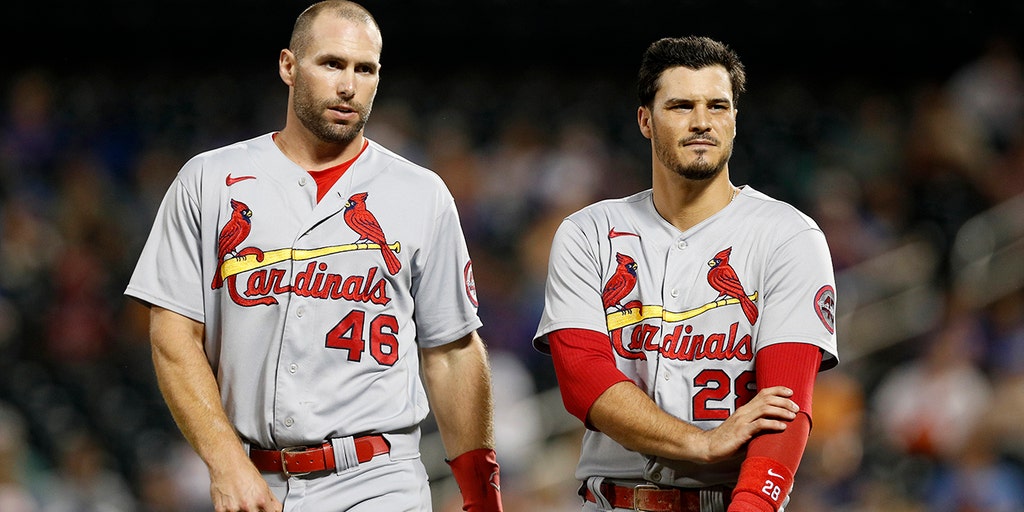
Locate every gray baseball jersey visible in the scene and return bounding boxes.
[126,133,481,449]
[534,186,838,488]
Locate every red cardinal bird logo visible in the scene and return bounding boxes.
[212,199,253,289]
[602,253,638,312]
[343,192,402,275]
[707,247,758,324]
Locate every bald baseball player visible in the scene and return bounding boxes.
[124,2,502,511]
[533,36,839,512]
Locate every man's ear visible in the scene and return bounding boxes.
[638,106,653,140]
[279,49,297,86]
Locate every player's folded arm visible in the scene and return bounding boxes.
[729,342,822,512]
[548,328,632,429]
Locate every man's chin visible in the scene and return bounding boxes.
[674,162,723,181]
[317,126,362,145]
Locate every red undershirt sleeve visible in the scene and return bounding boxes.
[729,342,822,512]
[547,328,631,429]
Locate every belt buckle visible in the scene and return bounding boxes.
[633,483,661,511]
[280,446,312,477]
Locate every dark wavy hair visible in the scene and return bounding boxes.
[637,36,746,108]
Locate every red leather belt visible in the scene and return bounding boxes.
[584,482,728,512]
[249,435,389,476]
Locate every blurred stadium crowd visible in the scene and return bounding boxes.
[1,18,1023,512]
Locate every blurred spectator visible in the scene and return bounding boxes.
[871,314,993,461]
[924,414,1024,512]
[902,85,993,269]
[135,438,211,512]
[0,403,41,512]
[980,290,1024,377]
[947,35,1024,153]
[39,431,137,512]
[535,119,610,214]
[987,372,1024,469]
[982,125,1024,203]
[0,70,66,192]
[808,168,891,271]
[788,368,866,511]
[43,239,116,366]
[488,350,543,481]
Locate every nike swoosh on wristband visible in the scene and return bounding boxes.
[226,174,257,186]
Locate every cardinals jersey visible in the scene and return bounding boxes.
[126,133,481,449]
[533,186,838,488]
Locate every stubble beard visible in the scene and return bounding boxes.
[293,76,373,145]
[655,131,733,181]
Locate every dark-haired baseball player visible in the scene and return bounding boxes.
[533,36,839,512]
[125,2,502,510]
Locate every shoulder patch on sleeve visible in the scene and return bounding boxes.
[814,285,836,334]
[464,261,478,308]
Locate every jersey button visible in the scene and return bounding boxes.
[296,307,305,318]
[284,417,294,427]
[670,289,679,298]
[289,363,298,374]
[676,240,687,250]
[299,177,308,186]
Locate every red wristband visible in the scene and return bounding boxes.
[446,448,503,512]
[730,456,793,512]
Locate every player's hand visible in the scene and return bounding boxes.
[699,386,798,463]
[209,462,282,512]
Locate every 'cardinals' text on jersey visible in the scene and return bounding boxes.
[534,187,838,488]
[127,134,481,449]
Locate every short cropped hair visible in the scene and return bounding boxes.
[637,36,746,107]
[289,0,381,58]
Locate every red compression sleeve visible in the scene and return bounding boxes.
[548,328,631,428]
[729,343,822,512]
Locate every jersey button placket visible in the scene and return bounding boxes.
[670,240,685,298]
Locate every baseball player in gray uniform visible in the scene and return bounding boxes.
[124,2,502,511]
[533,37,839,512]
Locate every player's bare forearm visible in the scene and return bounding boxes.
[588,382,798,464]
[150,306,246,467]
[149,306,281,512]
[420,330,496,458]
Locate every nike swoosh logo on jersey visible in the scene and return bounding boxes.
[608,228,639,238]
[226,173,257,186]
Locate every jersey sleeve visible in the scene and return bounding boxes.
[410,195,482,347]
[124,171,206,323]
[757,228,839,370]
[533,218,608,353]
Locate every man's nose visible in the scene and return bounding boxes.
[337,70,356,98]
[690,106,711,132]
